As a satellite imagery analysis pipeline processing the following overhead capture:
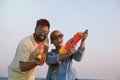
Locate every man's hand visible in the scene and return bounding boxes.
[35,53,46,66]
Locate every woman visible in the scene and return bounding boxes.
[46,30,88,80]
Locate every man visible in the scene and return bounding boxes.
[8,19,50,80]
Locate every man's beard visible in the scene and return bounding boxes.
[34,33,47,42]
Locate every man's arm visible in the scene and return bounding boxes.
[20,53,46,72]
[19,61,37,72]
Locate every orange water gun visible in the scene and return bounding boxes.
[59,30,88,54]
[36,44,44,59]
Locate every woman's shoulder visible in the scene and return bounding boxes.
[49,49,55,53]
[48,49,58,55]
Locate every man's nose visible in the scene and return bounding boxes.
[41,32,44,35]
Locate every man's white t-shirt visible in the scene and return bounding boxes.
[8,34,49,80]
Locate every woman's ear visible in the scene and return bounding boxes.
[51,41,53,44]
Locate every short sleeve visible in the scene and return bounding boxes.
[16,41,30,62]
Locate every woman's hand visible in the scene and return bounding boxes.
[81,31,88,42]
[79,31,88,50]
[68,46,76,56]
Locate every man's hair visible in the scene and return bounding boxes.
[36,19,50,29]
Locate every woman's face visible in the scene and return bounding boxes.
[51,31,64,47]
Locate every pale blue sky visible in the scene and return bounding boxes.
[0,0,120,79]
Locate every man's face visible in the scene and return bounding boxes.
[35,26,49,42]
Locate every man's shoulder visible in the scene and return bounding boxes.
[19,34,33,45]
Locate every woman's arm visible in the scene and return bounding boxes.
[72,31,88,61]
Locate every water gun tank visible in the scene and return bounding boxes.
[36,44,44,59]
[59,30,88,54]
